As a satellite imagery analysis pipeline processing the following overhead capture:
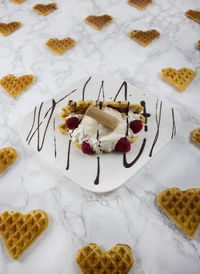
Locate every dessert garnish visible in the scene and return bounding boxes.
[0,21,21,36]
[191,127,200,146]
[128,0,152,10]
[46,37,75,56]
[33,3,57,16]
[185,10,200,24]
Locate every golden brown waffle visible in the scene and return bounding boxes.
[128,0,152,10]
[85,15,113,30]
[33,3,57,16]
[0,147,18,174]
[161,68,196,92]
[76,243,134,274]
[0,74,35,98]
[197,40,200,49]
[157,188,200,238]
[0,210,48,259]
[129,30,160,47]
[0,22,21,36]
[191,128,200,146]
[186,10,200,24]
[46,38,75,56]
[11,0,25,3]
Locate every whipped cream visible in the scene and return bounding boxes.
[70,107,141,153]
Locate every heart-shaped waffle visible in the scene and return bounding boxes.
[33,3,57,16]
[186,10,200,24]
[0,210,48,259]
[76,243,134,273]
[128,0,152,10]
[0,74,35,98]
[157,188,200,238]
[85,15,113,30]
[191,128,200,146]
[46,37,75,55]
[129,29,160,46]
[0,22,21,36]
[0,147,18,174]
[11,0,25,3]
[197,40,200,49]
[161,67,196,92]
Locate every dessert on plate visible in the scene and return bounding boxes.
[58,100,144,154]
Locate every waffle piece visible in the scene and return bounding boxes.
[157,188,200,238]
[76,243,134,274]
[85,15,113,30]
[46,38,75,56]
[0,22,21,36]
[33,3,57,16]
[0,147,18,174]
[186,10,200,24]
[86,105,119,130]
[0,74,35,98]
[161,68,196,92]
[191,128,200,146]
[128,0,152,10]
[197,40,200,49]
[129,30,160,47]
[0,210,48,259]
[11,0,25,3]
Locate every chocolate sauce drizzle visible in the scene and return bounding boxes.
[53,118,57,158]
[114,81,128,101]
[149,100,163,157]
[94,157,100,185]
[66,140,71,170]
[26,89,77,153]
[171,108,176,139]
[123,138,146,168]
[140,101,151,132]
[97,81,105,101]
[82,76,92,101]
[26,107,37,142]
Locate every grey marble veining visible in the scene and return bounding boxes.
[0,0,200,273]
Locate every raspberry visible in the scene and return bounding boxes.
[66,117,79,130]
[130,120,143,134]
[115,137,131,153]
[82,141,93,154]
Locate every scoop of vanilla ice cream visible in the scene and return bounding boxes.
[70,107,141,153]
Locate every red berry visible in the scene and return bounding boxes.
[82,141,93,154]
[115,137,131,153]
[130,120,143,134]
[66,117,79,130]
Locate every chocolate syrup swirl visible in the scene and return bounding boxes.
[97,81,105,101]
[171,108,176,139]
[66,140,71,170]
[82,76,92,101]
[96,129,102,153]
[53,118,57,158]
[94,157,100,185]
[123,138,146,168]
[26,107,37,142]
[114,81,128,101]
[149,100,162,157]
[27,89,77,154]
[140,101,151,132]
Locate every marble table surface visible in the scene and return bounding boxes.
[0,0,200,273]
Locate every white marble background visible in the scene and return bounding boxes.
[0,0,200,273]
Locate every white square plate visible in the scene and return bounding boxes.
[19,75,181,193]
